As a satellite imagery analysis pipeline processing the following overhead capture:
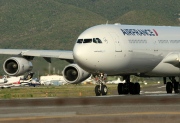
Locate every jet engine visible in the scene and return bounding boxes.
[3,57,33,76]
[62,64,91,84]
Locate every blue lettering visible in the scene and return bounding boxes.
[121,29,157,36]
[121,29,128,35]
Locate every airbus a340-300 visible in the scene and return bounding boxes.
[0,24,180,96]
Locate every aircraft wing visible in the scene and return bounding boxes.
[0,49,73,60]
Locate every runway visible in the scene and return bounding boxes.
[0,84,180,123]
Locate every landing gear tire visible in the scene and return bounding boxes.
[118,83,124,95]
[174,82,179,93]
[117,82,140,95]
[101,85,108,95]
[95,85,101,96]
[95,84,108,96]
[123,83,129,94]
[166,82,173,94]
[134,82,140,95]
[129,82,135,94]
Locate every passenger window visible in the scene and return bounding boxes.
[83,39,92,43]
[77,39,83,43]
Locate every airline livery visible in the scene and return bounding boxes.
[0,24,180,96]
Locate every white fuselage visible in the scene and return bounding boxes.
[73,24,180,77]
[0,76,20,88]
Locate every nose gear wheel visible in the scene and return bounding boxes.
[94,73,108,96]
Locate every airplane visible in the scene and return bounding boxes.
[19,72,41,87]
[0,23,180,96]
[20,78,41,87]
[0,72,36,88]
[0,75,21,88]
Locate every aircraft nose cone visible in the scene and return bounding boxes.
[73,45,85,64]
[73,44,91,71]
[73,43,98,73]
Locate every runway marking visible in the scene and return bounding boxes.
[88,92,179,98]
[1,112,180,121]
[144,91,166,94]
[0,112,76,118]
[157,86,166,89]
[144,94,178,96]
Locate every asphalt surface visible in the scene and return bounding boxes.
[0,84,180,123]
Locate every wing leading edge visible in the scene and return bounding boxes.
[0,49,73,60]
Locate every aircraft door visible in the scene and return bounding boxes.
[109,32,122,52]
[154,40,158,52]
[151,34,159,53]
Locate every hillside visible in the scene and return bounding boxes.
[114,10,176,25]
[0,0,180,76]
[58,0,180,23]
[0,0,106,50]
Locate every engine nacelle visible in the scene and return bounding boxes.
[62,64,91,84]
[3,57,33,76]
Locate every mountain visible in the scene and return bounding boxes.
[114,10,175,25]
[0,0,106,50]
[58,0,180,24]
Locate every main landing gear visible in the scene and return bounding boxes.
[117,76,140,95]
[94,74,140,96]
[164,77,180,94]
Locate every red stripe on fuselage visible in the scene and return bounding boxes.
[153,29,158,36]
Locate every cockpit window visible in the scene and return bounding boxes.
[77,38,102,44]
[77,39,83,43]
[83,39,92,43]
[93,38,102,43]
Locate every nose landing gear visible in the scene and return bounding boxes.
[94,73,108,96]
[95,84,108,96]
